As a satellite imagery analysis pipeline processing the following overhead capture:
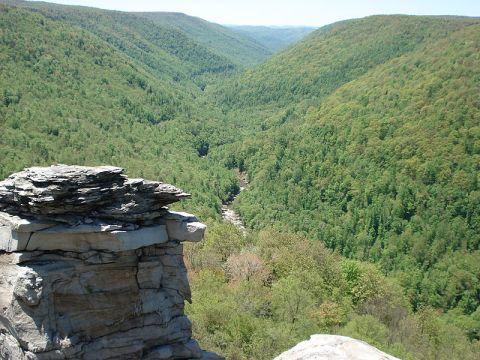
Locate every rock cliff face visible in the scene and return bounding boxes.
[0,165,222,360]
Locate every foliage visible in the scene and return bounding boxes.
[2,0,242,87]
[186,228,480,359]
[227,25,315,52]
[226,21,480,320]
[0,5,237,218]
[1,4,479,358]
[137,12,272,67]
[212,15,478,110]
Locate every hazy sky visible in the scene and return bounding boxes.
[31,0,480,26]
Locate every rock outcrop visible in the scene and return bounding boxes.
[274,335,399,360]
[0,165,222,360]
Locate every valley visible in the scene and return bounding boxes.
[0,1,479,359]
[221,169,248,232]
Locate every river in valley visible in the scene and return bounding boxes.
[221,169,248,233]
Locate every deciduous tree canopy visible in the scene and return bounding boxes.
[1,2,479,358]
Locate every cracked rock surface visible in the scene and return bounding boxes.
[0,165,222,360]
[0,165,190,223]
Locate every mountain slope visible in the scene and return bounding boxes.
[214,16,479,110]
[2,0,238,85]
[1,5,480,358]
[0,5,237,217]
[228,25,315,52]
[232,22,480,315]
[137,12,272,66]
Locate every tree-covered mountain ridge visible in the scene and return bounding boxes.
[200,12,479,344]
[136,11,272,66]
[1,3,480,359]
[212,15,479,111]
[196,15,480,358]
[0,4,241,220]
[226,25,315,52]
[1,0,273,70]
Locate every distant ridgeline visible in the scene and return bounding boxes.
[1,1,480,358]
[226,25,316,52]
[1,0,272,68]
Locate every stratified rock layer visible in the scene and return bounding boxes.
[0,165,222,360]
[0,165,190,222]
[274,335,399,360]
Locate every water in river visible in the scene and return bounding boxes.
[221,169,248,233]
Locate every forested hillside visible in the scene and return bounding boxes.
[0,3,479,359]
[2,0,239,87]
[199,16,480,357]
[137,12,272,66]
[231,21,480,310]
[214,16,478,110]
[0,5,238,219]
[185,227,480,359]
[227,25,315,52]
[4,0,272,68]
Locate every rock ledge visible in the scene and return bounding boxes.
[274,335,400,360]
[0,165,223,360]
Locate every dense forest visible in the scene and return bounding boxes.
[230,20,480,309]
[0,3,241,220]
[136,12,272,66]
[0,1,479,359]
[226,25,315,52]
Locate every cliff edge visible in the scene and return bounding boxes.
[0,165,223,360]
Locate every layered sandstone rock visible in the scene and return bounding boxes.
[0,165,222,360]
[0,165,189,222]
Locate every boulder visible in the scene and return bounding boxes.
[274,335,400,360]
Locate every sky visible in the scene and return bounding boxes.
[31,0,480,26]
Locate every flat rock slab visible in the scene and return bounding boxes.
[162,211,206,242]
[0,165,190,222]
[0,212,57,232]
[274,335,400,360]
[28,224,169,252]
[0,221,169,252]
[0,210,206,252]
